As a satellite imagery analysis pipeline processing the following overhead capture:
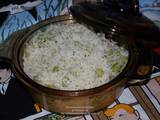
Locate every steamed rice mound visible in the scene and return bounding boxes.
[22,22,128,90]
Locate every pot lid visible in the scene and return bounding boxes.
[69,1,160,47]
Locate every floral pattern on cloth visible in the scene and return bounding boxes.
[0,0,72,42]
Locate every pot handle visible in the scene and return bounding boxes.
[126,69,160,86]
[0,28,28,60]
[126,48,160,86]
[0,39,13,60]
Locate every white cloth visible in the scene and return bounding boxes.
[20,109,50,120]
[0,0,42,14]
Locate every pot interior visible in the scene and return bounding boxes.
[14,15,132,93]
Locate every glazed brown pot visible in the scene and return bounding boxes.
[0,15,155,115]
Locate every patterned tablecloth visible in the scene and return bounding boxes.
[0,0,160,120]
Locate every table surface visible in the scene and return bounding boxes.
[0,0,160,120]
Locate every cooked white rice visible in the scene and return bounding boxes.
[23,22,128,90]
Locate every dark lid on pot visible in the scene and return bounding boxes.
[69,1,160,47]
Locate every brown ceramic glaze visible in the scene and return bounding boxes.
[0,15,154,115]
